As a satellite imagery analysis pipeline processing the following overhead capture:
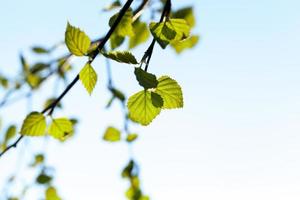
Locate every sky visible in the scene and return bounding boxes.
[1,0,300,199]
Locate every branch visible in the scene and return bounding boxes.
[0,0,136,159]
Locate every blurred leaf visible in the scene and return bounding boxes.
[0,76,9,88]
[30,154,44,167]
[171,35,199,53]
[30,63,50,74]
[65,22,91,56]
[32,46,50,54]
[48,118,73,140]
[110,33,125,50]
[79,62,98,95]
[172,7,196,28]
[149,19,190,49]
[110,87,126,102]
[127,90,161,125]
[103,127,121,142]
[134,68,158,89]
[102,51,138,64]
[45,186,62,200]
[126,133,138,143]
[109,10,134,37]
[44,98,62,110]
[155,76,183,109]
[26,73,41,89]
[36,173,52,185]
[129,21,150,49]
[20,54,30,72]
[20,112,46,136]
[103,0,121,11]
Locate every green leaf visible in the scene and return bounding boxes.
[0,76,8,88]
[155,76,183,109]
[36,173,52,184]
[32,46,50,54]
[171,35,199,53]
[134,68,158,89]
[103,0,121,11]
[30,154,44,167]
[110,87,126,102]
[127,90,161,126]
[79,62,98,95]
[110,33,125,50]
[65,22,91,56]
[45,186,62,200]
[4,125,17,144]
[129,20,150,49]
[103,127,121,142]
[20,112,47,136]
[151,92,164,108]
[149,18,191,49]
[44,98,62,110]
[48,118,73,139]
[109,10,134,37]
[126,133,138,143]
[102,51,138,64]
[1,125,17,150]
[172,7,196,28]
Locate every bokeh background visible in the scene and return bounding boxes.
[1,0,300,199]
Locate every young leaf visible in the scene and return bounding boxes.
[134,68,158,89]
[129,21,150,49]
[149,19,191,49]
[155,76,183,109]
[109,10,134,37]
[48,118,73,139]
[110,33,125,50]
[79,62,98,95]
[45,186,62,200]
[171,35,199,54]
[65,23,91,56]
[30,154,44,167]
[36,173,52,184]
[172,7,196,28]
[103,127,121,142]
[20,112,47,136]
[151,92,164,108]
[4,125,17,144]
[32,46,50,54]
[126,133,138,143]
[102,51,138,64]
[127,90,161,126]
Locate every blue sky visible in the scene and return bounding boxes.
[1,0,300,199]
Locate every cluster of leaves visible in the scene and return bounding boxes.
[0,0,199,199]
[122,160,149,200]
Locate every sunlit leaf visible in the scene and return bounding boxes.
[20,112,46,136]
[171,35,199,53]
[48,118,73,139]
[79,62,98,95]
[126,133,138,143]
[109,10,134,37]
[45,186,62,200]
[102,51,138,64]
[149,18,191,49]
[103,126,121,142]
[155,76,183,109]
[127,90,161,125]
[129,20,150,49]
[172,7,196,28]
[65,23,91,56]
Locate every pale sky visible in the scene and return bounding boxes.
[1,0,300,199]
